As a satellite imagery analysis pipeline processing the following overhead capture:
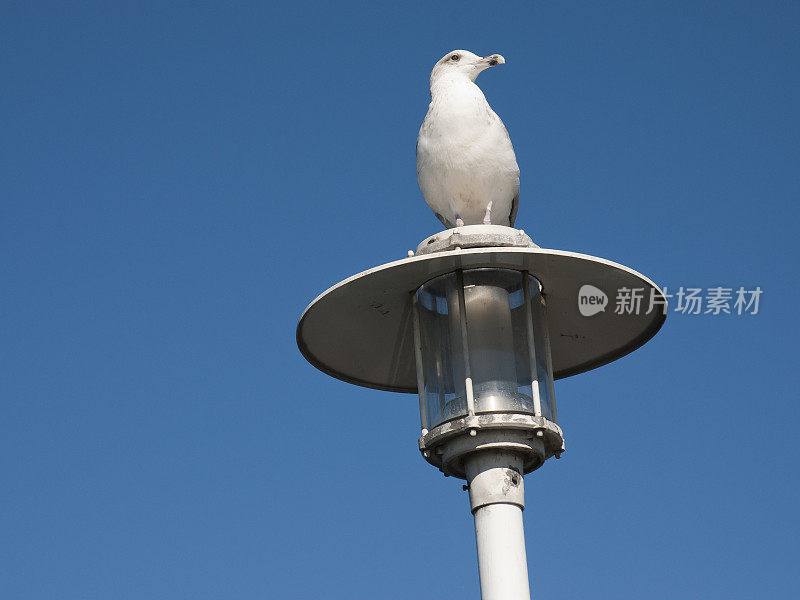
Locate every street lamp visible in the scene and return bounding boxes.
[297,225,666,600]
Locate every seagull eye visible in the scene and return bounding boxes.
[450,54,460,61]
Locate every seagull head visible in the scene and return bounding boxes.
[430,50,506,85]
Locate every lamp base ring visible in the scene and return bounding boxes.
[419,413,564,479]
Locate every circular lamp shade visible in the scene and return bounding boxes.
[297,247,666,393]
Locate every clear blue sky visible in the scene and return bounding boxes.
[2,2,798,598]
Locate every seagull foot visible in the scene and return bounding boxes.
[482,201,493,225]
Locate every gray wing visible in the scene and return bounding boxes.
[508,191,519,227]
[434,212,453,228]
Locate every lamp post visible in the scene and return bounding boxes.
[297,225,666,600]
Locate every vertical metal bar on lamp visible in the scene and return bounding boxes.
[456,269,475,416]
[522,272,542,417]
[541,294,557,423]
[411,294,428,434]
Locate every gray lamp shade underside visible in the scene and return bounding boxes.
[297,247,666,393]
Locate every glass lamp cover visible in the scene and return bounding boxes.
[415,268,555,429]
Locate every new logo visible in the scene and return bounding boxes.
[578,284,608,317]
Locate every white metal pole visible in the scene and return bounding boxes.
[464,450,531,600]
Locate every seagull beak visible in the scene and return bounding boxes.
[481,54,505,68]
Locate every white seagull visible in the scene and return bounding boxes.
[416,50,520,229]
